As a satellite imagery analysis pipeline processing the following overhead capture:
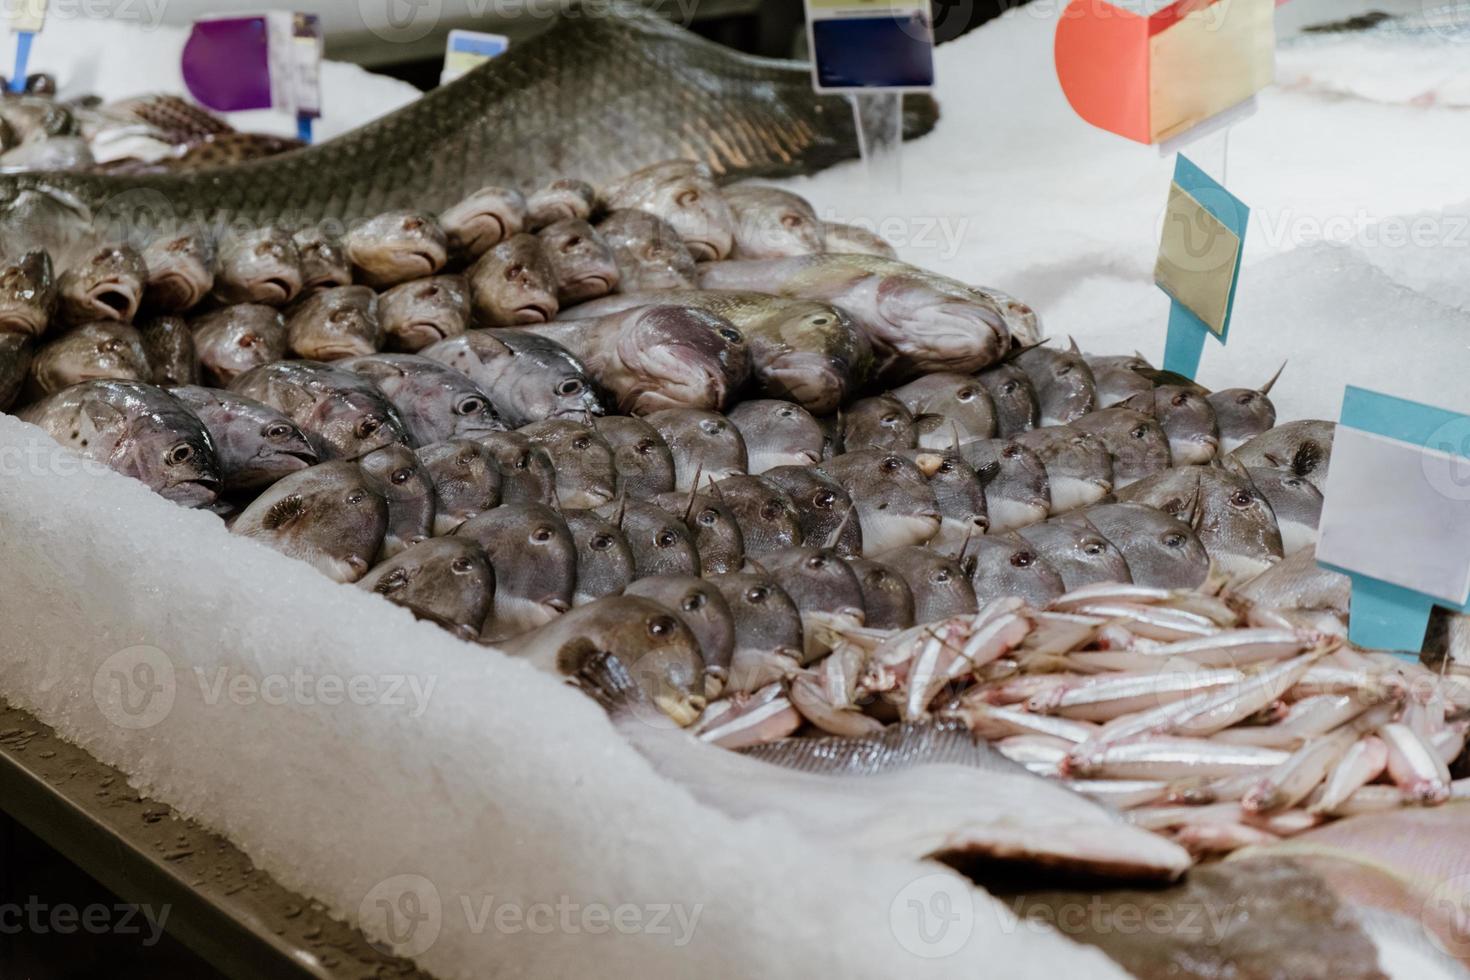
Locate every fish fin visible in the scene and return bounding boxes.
[1293,441,1325,477]
[571,650,650,716]
[682,465,703,523]
[1260,361,1286,396]
[261,493,306,530]
[1263,451,1285,468]
[999,340,1049,365]
[825,499,855,550]
[1067,335,1081,354]
[974,460,1002,487]
[612,487,628,529]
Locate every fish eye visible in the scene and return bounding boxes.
[957,388,975,402]
[682,592,706,612]
[697,509,717,527]
[780,213,802,228]
[1010,551,1035,568]
[1083,541,1105,556]
[347,489,368,505]
[632,439,654,455]
[881,413,900,425]
[717,327,742,343]
[1056,365,1072,376]
[938,460,954,474]
[810,316,830,326]
[504,264,525,281]
[572,436,592,451]
[1130,425,1149,439]
[253,242,274,257]
[99,338,123,354]
[264,422,294,439]
[590,533,614,551]
[647,614,676,638]
[805,554,828,570]
[456,396,486,416]
[531,526,554,543]
[656,529,677,547]
[457,452,477,468]
[880,456,901,473]
[1171,393,1190,407]
[165,443,193,465]
[376,568,408,592]
[1163,533,1186,549]
[403,216,424,231]
[450,557,476,573]
[563,236,583,251]
[1229,489,1255,508]
[675,189,699,207]
[777,406,794,418]
[933,569,951,584]
[1000,381,1017,394]
[556,378,584,397]
[238,332,260,348]
[745,586,768,603]
[699,419,724,435]
[417,285,440,299]
[391,467,414,484]
[356,416,383,438]
[1001,445,1021,459]
[1237,392,1255,404]
[813,490,835,509]
[1283,478,1302,488]
[759,501,783,520]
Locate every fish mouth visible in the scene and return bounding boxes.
[905,303,1007,373]
[564,275,614,303]
[0,308,46,337]
[764,356,845,415]
[251,276,297,305]
[146,271,206,311]
[87,281,140,321]
[1047,476,1112,514]
[628,346,728,412]
[513,302,556,324]
[562,485,615,509]
[683,239,723,263]
[161,476,219,509]
[987,499,1052,533]
[653,693,706,728]
[861,511,941,554]
[397,321,449,349]
[304,274,351,292]
[306,341,375,361]
[400,250,441,278]
[458,215,508,255]
[1172,436,1220,465]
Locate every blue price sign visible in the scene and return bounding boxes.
[805,0,936,93]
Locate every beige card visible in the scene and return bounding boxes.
[1149,0,1274,143]
[1154,182,1240,336]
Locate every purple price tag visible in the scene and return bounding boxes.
[182,17,273,112]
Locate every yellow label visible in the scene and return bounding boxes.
[9,0,46,32]
[1155,182,1240,336]
[1149,0,1274,143]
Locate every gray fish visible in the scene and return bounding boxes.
[470,430,557,506]
[1209,365,1283,453]
[593,415,675,496]
[377,275,472,353]
[1076,502,1209,590]
[30,319,149,394]
[416,439,503,534]
[817,450,940,555]
[842,394,917,452]
[652,491,745,577]
[710,473,803,557]
[901,449,990,556]
[601,160,735,262]
[564,509,636,606]
[707,571,805,693]
[57,242,146,325]
[231,461,385,581]
[440,185,528,262]
[958,438,1051,533]
[1013,344,1096,426]
[1069,407,1173,488]
[358,537,494,640]
[724,185,825,259]
[726,399,824,473]
[229,359,409,461]
[343,210,448,289]
[844,558,915,631]
[191,304,288,387]
[291,226,351,292]
[891,372,997,446]
[140,226,215,312]
[1247,467,1322,556]
[762,466,863,557]
[357,443,436,559]
[599,498,701,579]
[1014,425,1114,514]
[878,546,978,625]
[0,332,31,410]
[526,178,595,231]
[538,218,620,305]
[465,233,559,326]
[454,503,575,640]
[596,208,698,292]
[1017,518,1133,591]
[624,575,736,687]
[1116,466,1283,580]
[420,329,603,427]
[526,305,750,414]
[645,408,748,490]
[762,546,866,661]
[1085,353,1154,408]
[965,532,1067,607]
[1236,546,1348,617]
[520,418,618,508]
[340,352,505,446]
[137,315,198,386]
[171,385,316,494]
[1123,384,1220,465]
[211,227,302,306]
[1229,420,1336,493]
[975,361,1039,437]
[820,221,896,259]
[19,379,220,507]
[286,285,380,361]
[0,249,55,337]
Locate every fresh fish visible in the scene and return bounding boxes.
[1247,467,1323,556]
[958,438,1051,533]
[1065,736,1290,780]
[525,179,594,231]
[526,306,750,414]
[358,537,494,640]
[1077,503,1210,590]
[818,450,940,555]
[291,227,351,293]
[761,465,863,557]
[421,329,604,427]
[454,502,575,639]
[624,575,736,688]
[1014,344,1096,425]
[0,332,31,410]
[231,461,386,581]
[965,533,1067,607]
[19,379,219,506]
[707,571,805,694]
[211,227,301,306]
[377,275,472,354]
[343,211,448,289]
[537,218,620,305]
[286,285,380,361]
[592,415,675,496]
[1117,466,1284,580]
[819,221,895,259]
[842,394,917,451]
[139,225,215,312]
[29,319,149,394]
[137,315,198,386]
[564,509,636,606]
[1017,518,1133,590]
[724,185,824,259]
[357,443,436,559]
[844,558,915,630]
[1123,385,1220,465]
[596,208,698,292]
[1084,353,1153,407]
[56,241,145,325]
[340,352,506,446]
[1069,407,1172,488]
[1208,364,1282,453]
[699,254,1011,381]
[190,304,288,387]
[879,546,978,624]
[465,233,559,326]
[901,449,990,555]
[229,359,409,461]
[171,385,316,494]
[709,474,803,557]
[763,546,866,661]
[416,439,502,535]
[471,430,558,506]
[598,499,701,579]
[645,408,748,490]
[974,361,1039,437]
[0,249,56,337]
[440,185,527,262]
[520,418,618,508]
[651,491,745,576]
[891,372,998,445]
[726,400,824,473]
[602,160,734,262]
[1237,547,1349,617]
[1229,420,1336,493]
[1014,425,1114,513]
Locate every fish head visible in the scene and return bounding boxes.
[455,502,576,615]
[615,306,750,414]
[602,500,701,579]
[711,474,803,557]
[593,415,676,496]
[624,574,736,676]
[469,234,560,325]
[597,209,698,291]
[563,510,636,605]
[470,430,558,506]
[141,228,215,311]
[821,450,941,554]
[179,387,317,492]
[1082,503,1209,590]
[896,373,997,445]
[1015,346,1097,425]
[539,219,620,304]
[441,185,528,260]
[1016,427,1114,511]
[0,249,55,337]
[1073,407,1171,484]
[33,320,150,393]
[728,187,825,259]
[379,276,471,352]
[708,572,805,668]
[651,491,744,576]
[904,449,990,544]
[845,558,915,631]
[960,438,1051,532]
[307,373,409,461]
[521,419,618,509]
[215,228,302,306]
[497,330,605,424]
[1152,385,1220,464]
[192,304,288,387]
[1209,387,1277,453]
[966,533,1066,607]
[843,394,916,452]
[975,362,1040,436]
[607,161,734,262]
[764,547,866,626]
[763,466,864,557]
[1246,467,1322,553]
[1185,469,1285,578]
[646,408,749,489]
[237,461,387,581]
[881,546,977,623]
[357,443,435,553]
[287,286,380,361]
[726,400,824,472]
[345,210,448,288]
[875,276,1009,375]
[527,179,596,229]
[417,439,503,532]
[763,302,869,413]
[359,537,494,635]
[396,355,506,443]
[60,243,146,322]
[114,393,220,508]
[291,227,351,292]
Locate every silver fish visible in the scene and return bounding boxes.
[595,209,698,292]
[891,372,997,446]
[624,575,736,687]
[819,221,895,259]
[724,185,824,259]
[1117,466,1284,580]
[593,414,676,496]
[29,319,149,394]
[231,461,386,581]
[0,249,56,337]
[358,537,494,640]
[1208,364,1282,453]
[471,430,558,506]
[1084,352,1153,407]
[537,218,620,305]
[340,352,506,446]
[1014,425,1114,513]
[416,439,503,535]
[564,509,636,606]
[421,329,604,427]
[1076,502,1210,590]
[1123,384,1220,465]
[465,233,559,326]
[1247,467,1322,556]
[761,465,863,557]
[358,443,436,559]
[974,361,1039,437]
[901,448,990,555]
[1229,420,1336,493]
[645,408,748,490]
[1069,406,1172,488]
[1013,344,1096,426]
[959,438,1051,533]
[229,359,409,461]
[842,393,917,452]
[211,227,301,306]
[965,532,1067,607]
[878,546,977,625]
[762,546,866,662]
[171,385,316,494]
[1017,518,1133,591]
[651,491,745,577]
[817,450,940,555]
[455,502,575,639]
[57,242,146,325]
[726,399,825,473]
[600,498,701,579]
[709,473,803,558]
[707,571,805,694]
[520,418,618,509]
[844,557,915,631]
